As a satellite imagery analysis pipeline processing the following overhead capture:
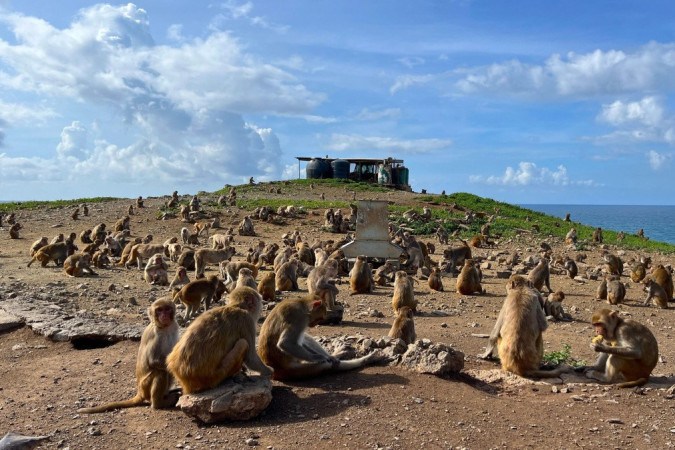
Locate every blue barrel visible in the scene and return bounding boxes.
[331,159,350,179]
[306,158,333,179]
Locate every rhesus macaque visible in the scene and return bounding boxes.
[603,253,624,277]
[79,229,93,244]
[636,228,645,239]
[544,291,572,321]
[442,240,472,274]
[392,270,417,314]
[456,259,483,295]
[181,227,199,245]
[388,306,416,345]
[173,275,226,320]
[71,208,79,221]
[616,231,625,242]
[82,204,89,216]
[194,221,211,237]
[651,264,673,301]
[189,195,200,212]
[136,196,144,208]
[92,223,107,242]
[169,266,190,291]
[606,277,626,305]
[307,260,339,296]
[177,249,196,271]
[349,255,374,294]
[643,277,669,309]
[63,252,98,277]
[565,228,577,244]
[92,248,111,269]
[211,215,221,229]
[128,204,134,215]
[527,258,552,294]
[592,227,603,243]
[114,215,130,232]
[235,267,258,290]
[630,262,647,283]
[29,237,49,257]
[428,266,444,292]
[210,233,233,250]
[479,275,571,378]
[275,259,299,291]
[167,191,179,208]
[257,296,387,381]
[144,253,169,285]
[78,298,179,413]
[167,243,182,262]
[50,233,64,244]
[314,248,328,267]
[373,261,395,286]
[180,205,190,222]
[238,215,255,236]
[257,271,276,302]
[9,223,21,239]
[581,309,658,388]
[596,277,608,300]
[118,237,142,264]
[563,257,578,279]
[167,286,273,394]
[194,247,235,279]
[5,212,15,225]
[120,244,169,270]
[28,239,78,268]
[436,226,448,245]
[142,234,153,244]
[221,260,260,286]
[564,212,571,222]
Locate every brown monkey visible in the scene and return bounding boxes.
[78,298,179,413]
[373,260,395,286]
[181,227,200,245]
[79,229,93,244]
[603,253,624,276]
[238,215,255,236]
[456,259,483,295]
[114,215,130,232]
[235,267,258,290]
[436,226,448,245]
[29,237,49,257]
[563,257,578,279]
[64,252,98,277]
[651,264,673,301]
[136,195,144,208]
[275,259,299,291]
[142,234,153,244]
[606,277,626,305]
[479,275,570,378]
[91,248,111,269]
[167,243,182,262]
[442,240,472,274]
[92,223,106,242]
[128,204,134,215]
[82,204,89,216]
[527,258,552,293]
[392,270,417,313]
[8,223,21,239]
[592,227,603,243]
[257,271,276,302]
[596,277,608,300]
[307,259,339,296]
[427,266,444,291]
[194,247,236,279]
[581,309,658,388]
[565,228,577,244]
[544,291,572,321]
[173,275,226,320]
[144,253,169,285]
[221,260,260,287]
[643,277,668,309]
[71,208,79,221]
[257,296,386,381]
[209,233,233,249]
[121,243,169,269]
[630,262,647,283]
[349,255,374,294]
[167,191,179,208]
[177,249,196,271]
[28,239,78,267]
[194,221,211,237]
[388,306,416,345]
[169,266,190,291]
[167,286,273,394]
[118,237,143,265]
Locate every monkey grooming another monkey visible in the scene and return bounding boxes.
[580,308,658,388]
[257,296,387,381]
[167,286,273,394]
[78,298,179,413]
[388,306,416,345]
[479,275,570,379]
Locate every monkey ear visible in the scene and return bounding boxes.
[609,310,619,319]
[312,300,323,309]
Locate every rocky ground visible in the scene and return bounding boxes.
[1,183,675,449]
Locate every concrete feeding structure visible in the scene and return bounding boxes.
[340,200,403,265]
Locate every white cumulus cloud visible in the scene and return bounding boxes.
[470,162,597,187]
[598,96,664,127]
[327,133,452,154]
[647,150,670,170]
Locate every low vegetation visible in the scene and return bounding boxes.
[0,197,119,213]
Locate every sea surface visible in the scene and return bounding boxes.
[524,204,675,245]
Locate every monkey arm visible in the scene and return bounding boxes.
[594,342,642,359]
[479,311,504,360]
[278,330,326,362]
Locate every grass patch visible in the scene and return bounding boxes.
[542,344,586,368]
[0,197,119,213]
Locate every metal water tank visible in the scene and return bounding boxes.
[397,166,409,186]
[331,159,350,179]
[306,158,333,179]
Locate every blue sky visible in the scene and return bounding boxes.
[0,1,674,204]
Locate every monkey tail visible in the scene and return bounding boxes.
[523,364,572,379]
[615,377,649,389]
[77,394,145,414]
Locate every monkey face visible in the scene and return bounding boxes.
[155,305,175,327]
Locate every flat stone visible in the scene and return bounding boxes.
[0,308,24,332]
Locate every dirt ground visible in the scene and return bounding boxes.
[2,184,675,450]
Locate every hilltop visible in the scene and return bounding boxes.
[0,180,674,449]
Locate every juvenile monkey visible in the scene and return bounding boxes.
[373,261,395,286]
[442,240,472,274]
[194,247,236,279]
[91,248,111,269]
[456,259,483,295]
[563,257,578,279]
[392,270,417,314]
[436,226,448,245]
[167,243,182,262]
[194,221,211,237]
[173,275,226,320]
[9,223,21,239]
[28,239,78,267]
[71,208,79,221]
[257,296,386,381]
[78,298,179,413]
[427,266,444,291]
[167,287,273,394]
[643,277,669,309]
[128,204,134,215]
[544,291,572,321]
[275,259,299,291]
[29,237,49,257]
[349,255,374,294]
[64,252,98,277]
[388,306,416,345]
[596,277,608,300]
[169,266,190,292]
[581,309,658,388]
[181,227,200,245]
[79,229,93,244]
[527,258,552,294]
[479,275,571,378]
[144,253,169,286]
[257,271,276,302]
[606,277,626,305]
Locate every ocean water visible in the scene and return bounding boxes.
[524,204,675,245]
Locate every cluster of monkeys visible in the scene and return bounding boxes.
[13,198,667,414]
